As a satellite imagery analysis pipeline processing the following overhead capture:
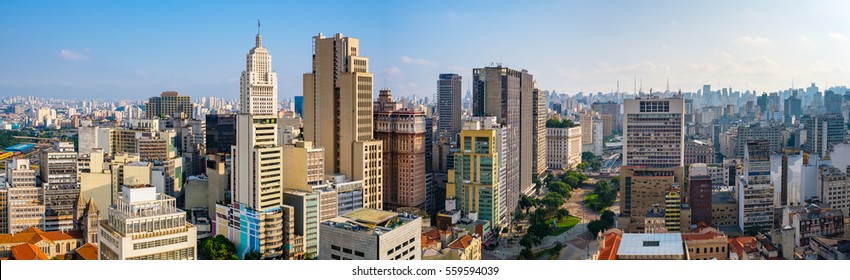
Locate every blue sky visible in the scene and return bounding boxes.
[1,0,849,101]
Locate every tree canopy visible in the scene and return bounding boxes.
[546,118,578,128]
[200,235,239,260]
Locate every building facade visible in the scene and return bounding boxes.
[319,209,421,260]
[145,91,193,119]
[622,96,685,168]
[437,73,462,143]
[738,139,775,233]
[98,185,197,260]
[373,89,427,210]
[447,121,501,226]
[546,126,581,170]
[39,142,79,232]
[303,33,383,210]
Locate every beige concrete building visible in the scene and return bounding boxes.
[682,227,728,260]
[78,149,111,219]
[205,154,229,216]
[39,142,79,232]
[618,166,684,233]
[110,152,141,202]
[579,111,595,147]
[4,158,44,234]
[546,125,582,170]
[319,208,421,260]
[711,191,739,227]
[818,166,850,218]
[303,33,383,210]
[145,91,192,119]
[98,185,197,260]
[374,89,427,210]
[282,141,325,192]
[622,96,685,168]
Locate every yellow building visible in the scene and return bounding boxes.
[665,188,682,232]
[682,227,728,260]
[447,121,500,225]
[282,141,325,192]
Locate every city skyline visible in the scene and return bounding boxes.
[1,0,849,101]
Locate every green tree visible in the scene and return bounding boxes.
[557,208,571,220]
[547,181,571,198]
[541,192,565,210]
[244,249,263,260]
[518,248,535,260]
[744,226,763,237]
[587,219,610,237]
[519,194,536,214]
[200,235,239,260]
[576,162,589,172]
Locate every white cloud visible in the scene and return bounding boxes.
[828,32,847,42]
[401,56,435,66]
[799,35,813,44]
[733,36,772,46]
[449,65,467,74]
[715,51,732,58]
[59,48,88,61]
[387,66,402,76]
[592,61,667,75]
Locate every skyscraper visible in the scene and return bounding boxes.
[532,88,547,179]
[472,66,534,221]
[447,120,501,225]
[3,158,44,234]
[738,139,774,233]
[145,91,193,119]
[622,96,685,168]
[437,74,462,143]
[373,89,426,210]
[303,33,384,209]
[39,142,79,231]
[802,114,845,157]
[784,92,802,123]
[217,31,285,258]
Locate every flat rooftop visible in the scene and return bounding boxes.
[617,233,684,256]
[343,208,398,225]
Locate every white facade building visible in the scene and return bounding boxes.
[547,126,582,170]
[98,185,197,260]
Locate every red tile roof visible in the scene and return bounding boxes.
[596,233,622,260]
[10,243,49,260]
[76,243,98,260]
[448,235,474,250]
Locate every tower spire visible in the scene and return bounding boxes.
[255,19,262,48]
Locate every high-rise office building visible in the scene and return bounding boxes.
[303,33,383,209]
[39,142,79,231]
[98,185,197,260]
[205,114,236,154]
[824,90,843,115]
[3,158,44,234]
[592,102,620,134]
[447,120,501,226]
[437,73,462,142]
[688,175,713,226]
[735,123,782,157]
[738,139,775,233]
[294,96,304,116]
[784,92,802,123]
[802,114,845,157]
[373,89,426,210]
[472,66,534,222]
[216,31,285,259]
[145,91,193,119]
[532,88,547,179]
[622,96,685,168]
[77,126,111,155]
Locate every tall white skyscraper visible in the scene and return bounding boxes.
[216,31,285,258]
[240,34,278,115]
